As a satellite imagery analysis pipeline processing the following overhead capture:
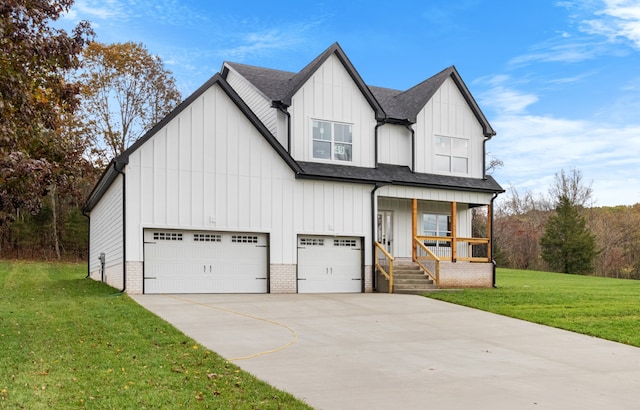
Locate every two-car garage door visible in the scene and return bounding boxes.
[143,230,363,294]
[144,229,268,294]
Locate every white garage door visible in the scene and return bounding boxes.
[144,230,268,294]
[297,236,362,293]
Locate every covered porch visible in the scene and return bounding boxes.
[374,195,496,292]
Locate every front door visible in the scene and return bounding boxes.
[377,211,393,254]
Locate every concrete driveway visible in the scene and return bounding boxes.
[131,293,640,409]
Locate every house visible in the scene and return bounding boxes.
[83,42,504,295]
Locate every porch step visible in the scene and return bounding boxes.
[391,262,438,295]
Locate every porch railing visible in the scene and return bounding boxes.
[375,241,394,293]
[414,235,491,263]
[455,237,491,262]
[413,237,440,285]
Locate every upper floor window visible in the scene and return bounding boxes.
[435,136,468,174]
[312,120,352,162]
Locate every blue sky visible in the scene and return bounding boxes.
[59,0,640,206]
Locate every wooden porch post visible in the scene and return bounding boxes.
[487,204,492,261]
[451,201,457,262]
[412,198,417,261]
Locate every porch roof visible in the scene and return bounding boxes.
[297,162,504,194]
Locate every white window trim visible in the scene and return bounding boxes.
[310,118,354,163]
[422,213,451,248]
[434,135,469,175]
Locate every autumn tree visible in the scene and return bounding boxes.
[493,187,549,270]
[0,0,92,254]
[77,42,181,160]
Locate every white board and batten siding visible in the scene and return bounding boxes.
[377,123,412,167]
[414,77,485,178]
[124,81,374,270]
[89,174,124,289]
[289,54,376,168]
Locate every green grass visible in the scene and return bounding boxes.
[0,261,311,409]
[425,268,640,346]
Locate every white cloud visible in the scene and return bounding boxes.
[489,110,640,205]
[216,18,324,61]
[508,37,611,65]
[476,76,539,115]
[579,0,640,48]
[64,0,127,21]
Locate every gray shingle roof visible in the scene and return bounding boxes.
[224,43,494,135]
[298,162,504,194]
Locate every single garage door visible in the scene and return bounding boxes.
[144,229,268,294]
[297,235,362,293]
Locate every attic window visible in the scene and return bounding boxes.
[434,136,468,174]
[312,120,352,162]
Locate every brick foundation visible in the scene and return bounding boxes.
[126,261,144,294]
[364,265,373,293]
[270,264,297,293]
[438,261,493,288]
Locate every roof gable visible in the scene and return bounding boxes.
[224,42,385,119]
[84,73,302,212]
[370,66,495,136]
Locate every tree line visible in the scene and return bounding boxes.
[0,0,181,260]
[492,169,640,279]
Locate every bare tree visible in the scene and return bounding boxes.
[548,168,594,208]
[78,42,181,160]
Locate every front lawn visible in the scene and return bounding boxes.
[425,268,640,347]
[0,261,311,409]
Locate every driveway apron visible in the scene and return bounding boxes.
[131,293,640,410]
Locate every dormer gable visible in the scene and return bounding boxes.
[223,42,385,120]
[371,66,495,138]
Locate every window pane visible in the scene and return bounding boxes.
[312,121,331,141]
[313,140,331,159]
[435,155,450,172]
[334,143,352,161]
[452,157,468,173]
[437,215,450,236]
[334,123,352,143]
[435,136,451,155]
[423,214,437,235]
[452,138,468,156]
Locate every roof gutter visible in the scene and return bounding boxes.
[113,160,127,293]
[273,101,292,153]
[491,192,498,288]
[404,123,415,173]
[370,183,385,291]
[374,121,385,168]
[82,209,90,278]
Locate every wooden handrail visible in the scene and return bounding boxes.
[375,241,394,293]
[413,238,440,285]
[414,235,491,263]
